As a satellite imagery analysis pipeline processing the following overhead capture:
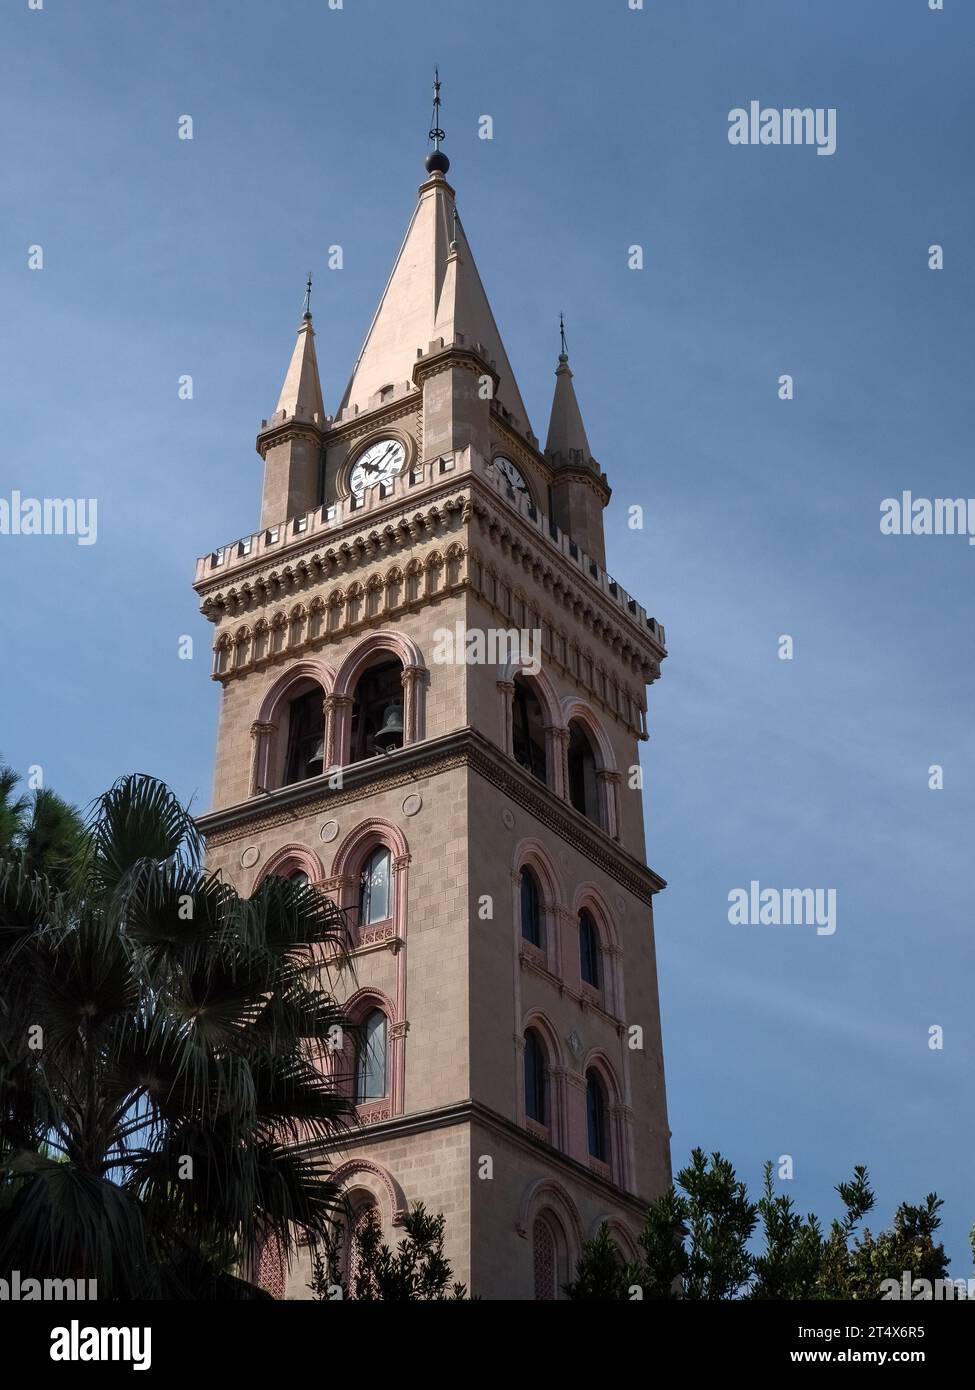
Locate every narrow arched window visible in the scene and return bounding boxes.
[356,1010,388,1102]
[586,1069,609,1162]
[579,909,600,988]
[256,1236,287,1299]
[567,721,599,823]
[532,1217,557,1301]
[512,676,547,782]
[524,1029,547,1125]
[341,1196,379,1294]
[520,868,542,947]
[359,847,391,924]
[284,689,324,785]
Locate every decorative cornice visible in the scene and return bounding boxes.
[413,343,499,394]
[318,1098,658,1218]
[255,417,327,459]
[324,392,421,449]
[196,492,469,610]
[197,727,665,902]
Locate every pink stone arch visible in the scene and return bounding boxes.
[513,836,565,908]
[516,1177,584,1249]
[332,631,425,696]
[520,1008,568,1151]
[331,1157,408,1225]
[249,659,336,794]
[331,817,410,878]
[560,695,617,771]
[522,1007,566,1071]
[571,882,620,951]
[590,1215,640,1264]
[581,1049,628,1187]
[513,836,565,977]
[253,842,326,888]
[572,882,621,1016]
[499,659,561,727]
[331,631,427,755]
[256,658,336,723]
[561,695,621,835]
[498,660,565,793]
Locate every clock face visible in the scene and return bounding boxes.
[492,455,530,497]
[349,438,406,497]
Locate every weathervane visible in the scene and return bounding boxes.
[429,67,445,150]
[559,311,568,359]
[302,273,312,320]
[425,67,450,175]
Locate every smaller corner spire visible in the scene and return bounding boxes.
[425,66,450,176]
[545,314,591,464]
[271,286,325,426]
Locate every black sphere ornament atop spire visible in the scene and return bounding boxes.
[426,66,450,174]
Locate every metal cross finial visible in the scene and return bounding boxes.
[429,66,445,150]
[302,273,313,320]
[559,311,568,358]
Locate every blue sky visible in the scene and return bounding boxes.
[2,0,972,1273]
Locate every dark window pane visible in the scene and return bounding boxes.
[568,722,599,823]
[284,689,324,785]
[512,677,547,783]
[360,848,391,924]
[586,1070,608,1161]
[579,909,600,987]
[350,660,403,764]
[521,869,542,947]
[525,1031,546,1124]
[356,1010,387,1102]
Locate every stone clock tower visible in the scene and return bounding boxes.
[193,118,671,1299]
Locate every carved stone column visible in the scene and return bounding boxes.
[597,769,622,839]
[549,1063,569,1152]
[249,721,276,795]
[389,1020,410,1117]
[324,693,353,768]
[547,725,569,799]
[401,665,425,744]
[604,942,624,1019]
[497,679,515,755]
[610,1102,633,1191]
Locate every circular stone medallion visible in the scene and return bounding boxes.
[320,820,340,843]
[240,846,260,870]
[402,793,422,817]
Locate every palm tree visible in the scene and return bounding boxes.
[0,764,28,857]
[0,760,84,894]
[0,773,354,1298]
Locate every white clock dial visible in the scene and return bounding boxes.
[492,455,529,496]
[350,438,406,497]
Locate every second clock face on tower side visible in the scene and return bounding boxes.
[492,454,530,498]
[349,438,407,497]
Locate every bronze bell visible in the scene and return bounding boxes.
[372,702,404,753]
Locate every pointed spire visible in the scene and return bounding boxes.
[545,315,591,464]
[338,159,530,429]
[272,279,325,425]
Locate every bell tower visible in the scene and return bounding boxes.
[193,86,671,1299]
